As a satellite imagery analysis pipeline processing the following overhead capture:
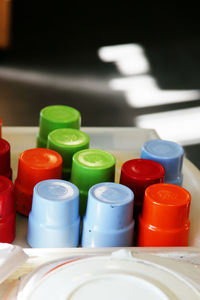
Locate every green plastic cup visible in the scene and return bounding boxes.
[37,105,81,148]
[47,128,90,180]
[71,149,116,216]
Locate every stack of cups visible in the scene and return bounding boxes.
[14,148,62,216]
[141,139,184,186]
[47,128,90,180]
[138,183,191,246]
[28,180,80,248]
[81,182,134,247]
[71,149,116,216]
[37,105,81,148]
[0,138,12,179]
[0,176,15,243]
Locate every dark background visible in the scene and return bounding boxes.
[6,3,200,68]
[0,2,200,167]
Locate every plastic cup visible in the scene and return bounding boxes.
[141,139,184,186]
[0,176,15,243]
[0,138,12,180]
[0,118,2,138]
[138,183,191,246]
[27,179,80,248]
[71,149,116,216]
[37,105,81,148]
[120,159,165,220]
[47,128,89,180]
[81,182,134,247]
[14,148,62,216]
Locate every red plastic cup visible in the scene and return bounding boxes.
[138,183,191,246]
[14,148,62,216]
[0,176,16,243]
[120,159,165,219]
[0,138,12,180]
[0,118,2,138]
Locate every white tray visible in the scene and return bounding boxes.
[1,127,200,299]
[2,126,200,248]
[1,246,200,300]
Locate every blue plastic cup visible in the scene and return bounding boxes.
[81,182,134,247]
[141,139,184,186]
[27,179,80,248]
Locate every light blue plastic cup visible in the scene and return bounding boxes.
[27,179,80,248]
[141,139,184,186]
[81,182,134,247]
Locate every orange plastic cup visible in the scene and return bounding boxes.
[138,183,191,246]
[14,148,62,216]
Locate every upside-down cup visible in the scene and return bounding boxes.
[138,183,191,246]
[47,128,89,180]
[28,180,80,248]
[141,139,184,186]
[14,148,62,216]
[81,182,134,247]
[0,118,2,138]
[37,105,81,148]
[120,159,165,220]
[71,149,116,217]
[0,138,12,180]
[0,176,15,243]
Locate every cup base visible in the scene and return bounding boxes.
[81,219,134,248]
[137,215,190,246]
[27,214,80,248]
[0,213,16,243]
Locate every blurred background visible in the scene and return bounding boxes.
[1,2,200,167]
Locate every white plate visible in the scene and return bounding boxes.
[18,250,200,300]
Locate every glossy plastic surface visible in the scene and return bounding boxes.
[2,126,200,247]
[0,138,12,179]
[28,180,80,248]
[141,139,184,186]
[47,128,89,179]
[82,182,134,247]
[71,149,116,216]
[37,105,81,148]
[0,176,15,243]
[14,148,62,216]
[0,118,1,138]
[120,159,165,219]
[138,183,191,246]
